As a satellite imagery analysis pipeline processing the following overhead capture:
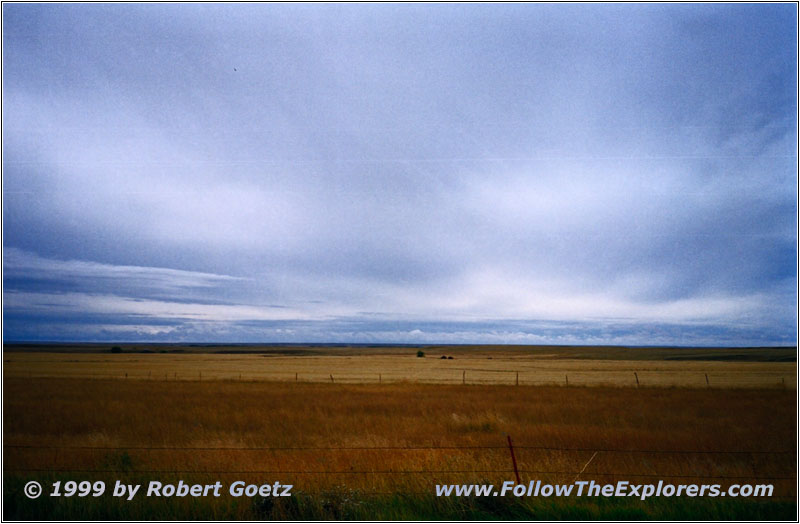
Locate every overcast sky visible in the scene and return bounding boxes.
[3,3,797,345]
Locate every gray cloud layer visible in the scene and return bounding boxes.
[3,3,796,345]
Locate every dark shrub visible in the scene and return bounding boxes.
[110,346,122,353]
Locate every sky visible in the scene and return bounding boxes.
[2,3,797,346]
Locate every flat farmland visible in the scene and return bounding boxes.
[4,345,796,519]
[3,345,796,389]
[3,377,796,520]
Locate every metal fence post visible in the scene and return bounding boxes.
[506,435,521,484]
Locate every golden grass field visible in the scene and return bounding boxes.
[3,345,796,388]
[3,345,797,519]
[5,379,796,488]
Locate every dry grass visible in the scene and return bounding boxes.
[4,347,795,518]
[4,378,795,499]
[3,351,795,388]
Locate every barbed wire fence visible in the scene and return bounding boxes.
[4,369,795,389]
[5,440,796,499]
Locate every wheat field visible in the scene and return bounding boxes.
[3,346,796,519]
[3,349,795,388]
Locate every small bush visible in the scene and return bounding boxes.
[110,346,122,353]
[416,350,425,358]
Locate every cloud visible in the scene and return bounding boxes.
[4,248,245,288]
[3,250,794,345]
[2,3,796,344]
[3,291,308,322]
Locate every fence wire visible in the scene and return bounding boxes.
[4,443,795,484]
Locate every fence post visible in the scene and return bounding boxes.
[462,370,466,385]
[515,371,519,386]
[705,373,709,387]
[634,372,639,388]
[295,372,298,382]
[330,374,334,383]
[565,374,569,386]
[379,373,382,384]
[506,435,521,484]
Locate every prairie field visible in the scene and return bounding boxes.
[3,345,796,389]
[3,345,797,519]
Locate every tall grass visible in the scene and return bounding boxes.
[4,378,796,519]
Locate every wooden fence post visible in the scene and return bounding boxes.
[462,370,466,385]
[295,372,298,382]
[565,374,569,386]
[634,372,639,388]
[330,374,334,383]
[379,373,382,384]
[515,371,519,386]
[506,435,521,484]
[705,373,709,387]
